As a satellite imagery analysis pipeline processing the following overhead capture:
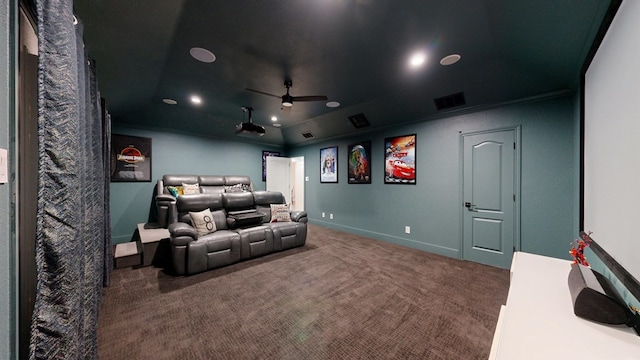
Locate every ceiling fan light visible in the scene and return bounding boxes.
[282,94,294,107]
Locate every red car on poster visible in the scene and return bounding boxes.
[387,159,415,180]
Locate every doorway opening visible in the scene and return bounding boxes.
[266,156,305,211]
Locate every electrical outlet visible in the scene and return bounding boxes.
[330,213,334,219]
[322,212,325,218]
[405,226,411,234]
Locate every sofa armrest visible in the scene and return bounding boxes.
[156,193,176,202]
[169,222,197,246]
[167,202,178,225]
[156,194,177,227]
[290,210,308,223]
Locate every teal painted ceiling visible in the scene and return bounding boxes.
[73,0,611,146]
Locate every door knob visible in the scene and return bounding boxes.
[465,202,477,211]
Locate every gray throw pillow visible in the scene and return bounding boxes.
[189,208,217,236]
[270,204,291,222]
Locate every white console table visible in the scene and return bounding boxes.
[490,252,640,359]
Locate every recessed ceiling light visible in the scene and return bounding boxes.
[273,123,282,128]
[326,101,340,108]
[271,116,278,122]
[162,98,177,105]
[440,54,461,66]
[409,52,427,68]
[190,95,202,105]
[190,47,216,63]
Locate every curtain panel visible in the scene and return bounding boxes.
[30,1,111,358]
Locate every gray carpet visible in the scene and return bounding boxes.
[98,224,509,359]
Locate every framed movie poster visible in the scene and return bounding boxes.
[320,146,338,183]
[348,141,371,184]
[111,134,152,182]
[384,134,416,184]
[262,150,280,181]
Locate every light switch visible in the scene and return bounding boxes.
[0,148,7,184]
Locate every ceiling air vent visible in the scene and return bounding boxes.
[348,113,370,129]
[434,92,466,111]
[301,132,314,139]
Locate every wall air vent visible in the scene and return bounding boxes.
[348,113,370,129]
[301,132,314,139]
[434,92,466,111]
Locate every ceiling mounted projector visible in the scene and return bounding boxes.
[235,107,265,137]
[235,122,265,136]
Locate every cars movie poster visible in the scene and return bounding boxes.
[111,134,152,182]
[384,134,416,184]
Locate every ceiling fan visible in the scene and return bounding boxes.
[246,80,328,108]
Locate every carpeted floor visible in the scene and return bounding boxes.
[98,224,510,359]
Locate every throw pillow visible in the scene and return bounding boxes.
[182,182,200,195]
[167,186,180,197]
[270,204,291,223]
[224,183,243,193]
[189,209,217,237]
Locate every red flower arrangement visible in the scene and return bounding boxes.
[569,231,593,266]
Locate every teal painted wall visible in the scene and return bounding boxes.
[0,0,15,358]
[290,95,578,261]
[112,95,578,260]
[110,126,283,243]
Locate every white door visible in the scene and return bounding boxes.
[462,129,518,269]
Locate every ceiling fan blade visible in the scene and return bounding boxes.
[245,88,281,99]
[292,95,328,102]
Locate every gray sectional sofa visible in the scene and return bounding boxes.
[155,174,253,228]
[167,190,307,275]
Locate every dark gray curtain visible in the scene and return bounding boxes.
[103,102,113,287]
[30,1,111,358]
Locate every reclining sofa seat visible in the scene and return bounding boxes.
[253,191,307,251]
[168,190,307,275]
[155,174,252,227]
[169,193,241,275]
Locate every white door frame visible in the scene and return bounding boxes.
[459,126,521,265]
